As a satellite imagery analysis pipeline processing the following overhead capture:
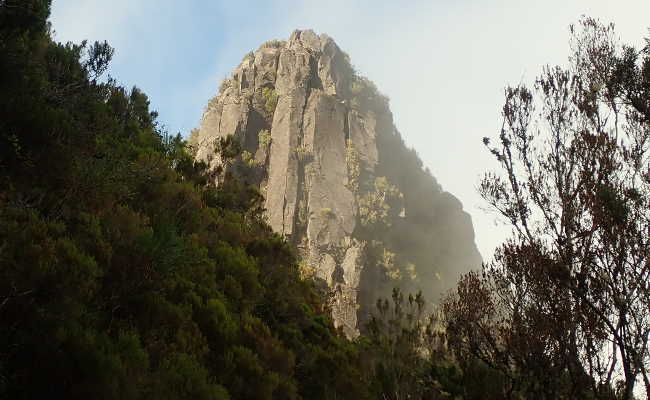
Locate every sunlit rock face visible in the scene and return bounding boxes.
[193,30,482,337]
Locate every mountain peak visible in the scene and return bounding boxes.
[192,30,481,337]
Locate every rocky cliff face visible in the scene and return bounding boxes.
[192,30,482,337]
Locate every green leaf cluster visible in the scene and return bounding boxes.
[262,87,278,116]
[358,176,401,228]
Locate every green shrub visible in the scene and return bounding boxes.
[320,207,335,219]
[294,144,311,162]
[260,39,285,49]
[345,139,360,192]
[242,51,255,63]
[219,78,233,93]
[262,87,278,115]
[258,129,271,148]
[241,150,260,168]
[359,177,401,227]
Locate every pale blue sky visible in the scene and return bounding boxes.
[51,1,650,259]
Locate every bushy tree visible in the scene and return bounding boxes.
[445,18,649,399]
[365,288,435,398]
[364,288,511,400]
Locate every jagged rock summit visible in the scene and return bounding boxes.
[192,29,482,337]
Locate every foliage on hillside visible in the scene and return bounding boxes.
[0,2,370,399]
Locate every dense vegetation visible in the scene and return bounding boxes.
[0,2,369,399]
[1,1,647,399]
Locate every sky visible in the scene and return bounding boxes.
[50,0,650,260]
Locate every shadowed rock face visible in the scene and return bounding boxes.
[193,30,482,337]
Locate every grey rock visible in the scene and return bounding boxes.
[265,88,307,235]
[317,254,337,286]
[193,29,482,338]
[348,109,378,169]
[330,242,365,337]
[303,90,355,248]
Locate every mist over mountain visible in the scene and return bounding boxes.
[191,29,482,336]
